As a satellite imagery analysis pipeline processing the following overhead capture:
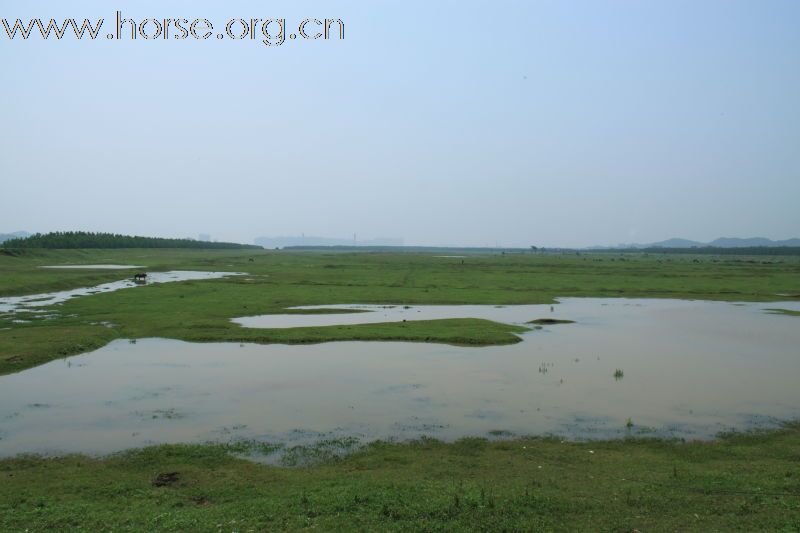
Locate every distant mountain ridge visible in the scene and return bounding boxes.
[0,231,30,244]
[614,237,800,249]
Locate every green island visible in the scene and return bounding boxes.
[1,244,800,531]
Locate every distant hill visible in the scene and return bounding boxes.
[2,232,262,250]
[615,237,800,249]
[256,235,404,248]
[708,237,800,247]
[648,238,705,248]
[0,231,30,244]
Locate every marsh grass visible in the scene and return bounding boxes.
[278,437,362,467]
[2,249,800,528]
[764,308,800,317]
[3,425,800,530]
[2,249,799,375]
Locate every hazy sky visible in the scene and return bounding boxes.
[2,0,798,247]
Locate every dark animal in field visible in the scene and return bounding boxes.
[152,472,180,487]
[133,273,148,282]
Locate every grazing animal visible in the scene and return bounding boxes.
[133,272,148,282]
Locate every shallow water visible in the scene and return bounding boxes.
[233,303,565,328]
[40,264,143,270]
[0,271,243,313]
[1,298,799,457]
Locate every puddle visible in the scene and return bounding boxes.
[0,271,244,313]
[40,264,143,270]
[1,298,799,457]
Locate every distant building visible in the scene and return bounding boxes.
[254,236,404,248]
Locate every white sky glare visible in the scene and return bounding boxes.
[1,0,798,247]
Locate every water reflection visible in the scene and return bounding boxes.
[0,298,799,457]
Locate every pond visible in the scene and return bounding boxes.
[1,298,798,458]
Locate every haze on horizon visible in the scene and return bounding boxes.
[1,0,798,249]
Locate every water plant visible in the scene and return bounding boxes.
[614,368,624,380]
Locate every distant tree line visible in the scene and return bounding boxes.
[1,232,262,250]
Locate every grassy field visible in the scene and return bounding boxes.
[2,248,800,531]
[2,425,799,531]
[1,248,798,376]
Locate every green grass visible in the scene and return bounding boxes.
[2,425,800,531]
[1,248,799,375]
[0,248,261,297]
[2,248,799,301]
[765,308,800,317]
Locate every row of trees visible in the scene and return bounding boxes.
[1,232,262,250]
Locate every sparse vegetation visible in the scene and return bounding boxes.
[614,368,625,380]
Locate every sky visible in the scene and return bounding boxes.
[1,0,798,248]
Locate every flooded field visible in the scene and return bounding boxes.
[1,298,799,458]
[0,271,242,313]
[40,264,143,269]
